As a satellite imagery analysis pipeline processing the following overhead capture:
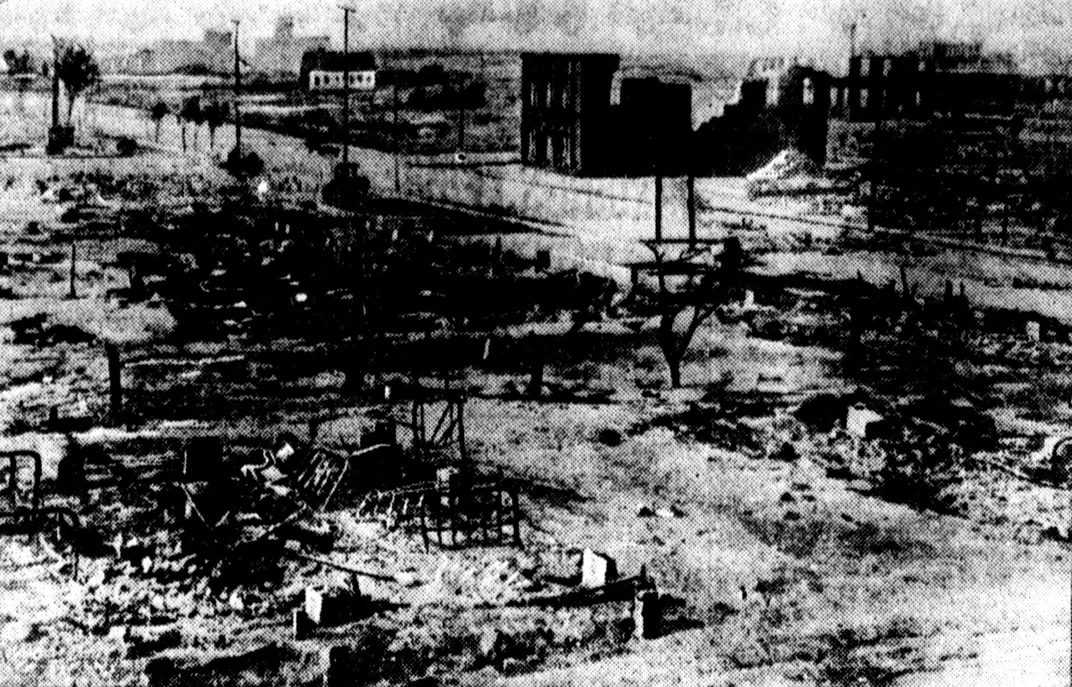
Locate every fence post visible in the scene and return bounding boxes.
[495,485,504,545]
[512,488,522,548]
[420,492,430,551]
[457,398,466,462]
[68,241,77,299]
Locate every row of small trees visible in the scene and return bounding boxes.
[148,97,229,152]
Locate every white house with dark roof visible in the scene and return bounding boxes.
[300,48,376,91]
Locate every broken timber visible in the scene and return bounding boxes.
[355,483,431,530]
[290,443,392,512]
[408,384,468,462]
[0,451,83,575]
[420,476,521,550]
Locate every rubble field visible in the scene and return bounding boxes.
[0,148,1067,687]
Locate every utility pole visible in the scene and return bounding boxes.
[457,74,467,151]
[393,83,401,192]
[50,38,59,130]
[687,174,696,248]
[654,173,663,242]
[342,4,352,167]
[68,241,77,299]
[232,19,242,158]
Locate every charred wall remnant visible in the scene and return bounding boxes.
[519,52,620,176]
[841,41,1024,122]
[695,59,832,175]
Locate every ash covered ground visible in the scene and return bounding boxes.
[0,105,1066,687]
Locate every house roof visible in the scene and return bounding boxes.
[300,49,376,73]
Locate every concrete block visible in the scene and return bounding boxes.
[1026,320,1041,342]
[304,583,360,626]
[292,607,312,640]
[580,549,617,588]
[846,405,883,439]
[632,588,660,640]
[305,586,327,625]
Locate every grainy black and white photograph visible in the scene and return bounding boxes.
[0,0,1067,684]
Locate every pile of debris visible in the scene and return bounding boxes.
[746,149,853,199]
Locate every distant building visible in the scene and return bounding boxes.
[696,58,832,174]
[300,49,377,91]
[519,53,620,176]
[255,16,330,75]
[110,29,232,75]
[842,40,1023,121]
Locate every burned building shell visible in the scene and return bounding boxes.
[695,59,832,175]
[519,53,620,176]
[840,41,1024,121]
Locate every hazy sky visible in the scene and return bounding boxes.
[1,0,1070,66]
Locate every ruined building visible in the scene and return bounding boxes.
[840,41,1023,121]
[694,58,832,175]
[519,53,620,176]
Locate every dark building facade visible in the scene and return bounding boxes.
[844,41,1024,121]
[520,53,620,176]
[619,77,693,173]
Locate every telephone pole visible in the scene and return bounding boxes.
[232,19,242,158]
[341,4,352,167]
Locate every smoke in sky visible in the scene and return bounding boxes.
[2,0,1072,69]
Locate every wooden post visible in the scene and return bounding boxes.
[68,241,77,299]
[686,174,696,248]
[484,489,492,545]
[232,20,242,158]
[457,398,466,462]
[633,586,660,640]
[420,493,430,551]
[527,335,544,398]
[448,487,456,548]
[457,74,467,151]
[341,7,351,168]
[6,456,15,510]
[433,489,442,547]
[105,342,123,425]
[654,174,663,242]
[511,488,522,548]
[393,84,401,193]
[495,486,504,544]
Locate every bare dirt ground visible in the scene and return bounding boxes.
[0,130,1067,687]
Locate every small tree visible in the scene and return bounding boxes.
[177,98,197,152]
[56,42,101,127]
[203,102,225,150]
[190,101,206,149]
[149,101,168,142]
[4,49,33,75]
[179,97,201,152]
[644,237,743,388]
[5,49,34,108]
